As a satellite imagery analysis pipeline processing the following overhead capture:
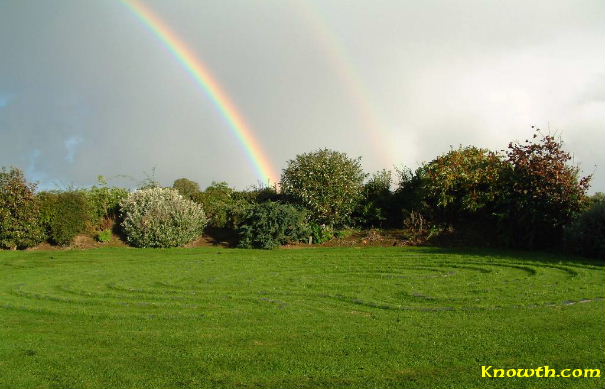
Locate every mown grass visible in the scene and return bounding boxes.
[0,247,603,388]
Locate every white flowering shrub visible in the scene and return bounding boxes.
[119,188,207,248]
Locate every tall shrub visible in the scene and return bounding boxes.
[120,187,207,248]
[172,178,200,199]
[237,202,310,249]
[0,167,44,249]
[420,146,509,225]
[38,191,91,246]
[505,130,591,248]
[191,182,234,228]
[281,149,366,226]
[563,193,605,259]
[84,186,128,229]
[354,169,395,227]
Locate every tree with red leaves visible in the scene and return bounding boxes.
[503,129,591,248]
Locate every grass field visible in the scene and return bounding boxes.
[0,247,603,388]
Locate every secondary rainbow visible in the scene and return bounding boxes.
[293,1,397,168]
[120,0,278,184]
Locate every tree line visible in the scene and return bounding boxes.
[0,129,602,258]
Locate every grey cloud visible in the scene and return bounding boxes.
[0,0,603,192]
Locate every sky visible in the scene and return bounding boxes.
[0,0,603,192]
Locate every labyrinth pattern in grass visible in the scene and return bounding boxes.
[1,248,603,320]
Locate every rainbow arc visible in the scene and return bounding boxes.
[121,0,278,185]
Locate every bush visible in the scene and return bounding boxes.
[120,188,207,248]
[172,178,200,199]
[504,130,591,248]
[0,167,44,249]
[281,149,366,226]
[237,202,310,249]
[233,185,281,204]
[40,191,91,246]
[418,146,509,225]
[83,185,128,229]
[96,230,113,243]
[309,223,334,244]
[354,169,395,228]
[563,193,605,259]
[192,183,281,231]
[191,182,234,228]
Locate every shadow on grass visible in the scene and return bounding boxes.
[414,245,604,267]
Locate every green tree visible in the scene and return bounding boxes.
[281,149,366,226]
[191,182,234,228]
[354,169,395,227]
[0,167,44,249]
[419,146,510,225]
[172,178,200,199]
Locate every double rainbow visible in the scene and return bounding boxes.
[121,0,278,185]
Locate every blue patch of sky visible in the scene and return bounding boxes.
[64,135,83,163]
[0,94,12,108]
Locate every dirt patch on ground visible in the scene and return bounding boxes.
[284,229,414,249]
[24,227,490,251]
[28,233,129,251]
[186,228,237,248]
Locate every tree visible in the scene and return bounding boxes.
[504,129,591,248]
[354,169,395,227]
[172,178,200,199]
[563,193,605,259]
[419,146,510,225]
[0,167,44,249]
[280,149,366,226]
[191,182,235,228]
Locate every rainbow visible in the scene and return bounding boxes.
[293,1,396,168]
[120,0,278,185]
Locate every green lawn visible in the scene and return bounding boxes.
[0,247,603,388]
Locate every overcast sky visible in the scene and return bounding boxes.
[1,0,603,192]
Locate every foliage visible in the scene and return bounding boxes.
[191,182,282,231]
[504,130,591,248]
[309,223,334,244]
[281,149,366,226]
[96,230,113,243]
[172,178,200,199]
[41,191,91,246]
[138,167,161,190]
[392,166,430,227]
[0,167,44,249]
[419,146,510,224]
[237,202,310,249]
[191,182,234,229]
[231,185,281,204]
[120,187,207,248]
[83,184,129,229]
[563,193,605,259]
[403,210,444,244]
[354,169,395,228]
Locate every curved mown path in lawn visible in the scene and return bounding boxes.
[0,247,603,388]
